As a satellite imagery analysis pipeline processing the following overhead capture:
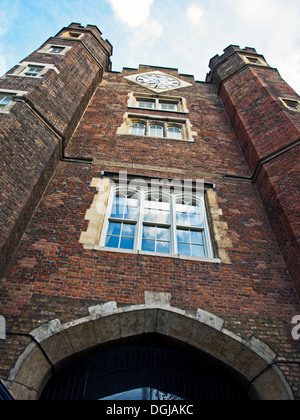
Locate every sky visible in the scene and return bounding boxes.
[0,0,299,94]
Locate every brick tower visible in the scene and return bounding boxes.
[0,25,299,400]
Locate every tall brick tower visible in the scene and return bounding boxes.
[207,45,300,295]
[0,25,299,400]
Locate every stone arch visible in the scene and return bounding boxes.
[6,295,294,400]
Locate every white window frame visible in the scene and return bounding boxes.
[38,44,72,56]
[8,62,60,78]
[0,89,27,114]
[99,185,214,260]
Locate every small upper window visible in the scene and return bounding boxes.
[0,94,14,111]
[0,89,27,114]
[60,31,84,39]
[8,62,60,79]
[160,101,178,111]
[128,93,188,113]
[280,98,300,112]
[167,126,182,140]
[131,123,146,136]
[48,46,65,54]
[23,66,44,77]
[137,99,155,109]
[38,44,72,56]
[243,55,267,67]
[149,124,164,137]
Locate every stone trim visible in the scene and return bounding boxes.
[7,292,293,400]
[8,62,60,78]
[206,189,233,264]
[117,112,197,142]
[38,44,73,56]
[79,178,111,249]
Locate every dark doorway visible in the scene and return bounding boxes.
[41,334,250,400]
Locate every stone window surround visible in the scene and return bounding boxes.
[38,44,73,56]
[280,97,300,113]
[79,177,232,264]
[7,62,60,78]
[241,55,268,67]
[127,92,189,114]
[0,89,27,114]
[117,113,197,142]
[59,31,85,40]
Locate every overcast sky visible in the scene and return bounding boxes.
[0,0,299,94]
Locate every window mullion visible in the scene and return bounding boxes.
[171,195,177,254]
[136,191,145,251]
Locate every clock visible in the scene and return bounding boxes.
[125,71,192,93]
[136,74,181,90]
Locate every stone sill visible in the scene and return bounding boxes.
[90,245,222,263]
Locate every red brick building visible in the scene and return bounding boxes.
[0,23,299,400]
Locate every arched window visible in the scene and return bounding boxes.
[149,124,164,137]
[167,126,182,140]
[130,122,146,136]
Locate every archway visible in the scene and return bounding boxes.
[40,334,250,400]
[7,300,294,400]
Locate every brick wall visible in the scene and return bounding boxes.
[0,24,112,280]
[1,59,300,398]
[209,46,300,296]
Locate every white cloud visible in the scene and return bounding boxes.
[132,18,164,46]
[106,0,155,29]
[225,0,300,93]
[186,4,205,26]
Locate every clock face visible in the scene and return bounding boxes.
[136,74,181,90]
[125,71,192,93]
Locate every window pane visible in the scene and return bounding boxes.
[176,211,189,226]
[160,102,178,111]
[0,95,13,105]
[177,230,190,243]
[142,226,170,254]
[143,226,156,240]
[120,237,134,250]
[138,101,155,109]
[144,199,170,224]
[192,245,205,257]
[149,125,164,137]
[156,227,170,241]
[49,46,64,54]
[107,222,121,236]
[142,240,155,252]
[25,67,43,76]
[111,195,139,220]
[105,235,119,248]
[122,224,135,238]
[106,222,136,250]
[156,242,170,254]
[167,127,182,139]
[131,123,146,136]
[190,230,204,245]
[178,243,191,256]
[176,202,203,228]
